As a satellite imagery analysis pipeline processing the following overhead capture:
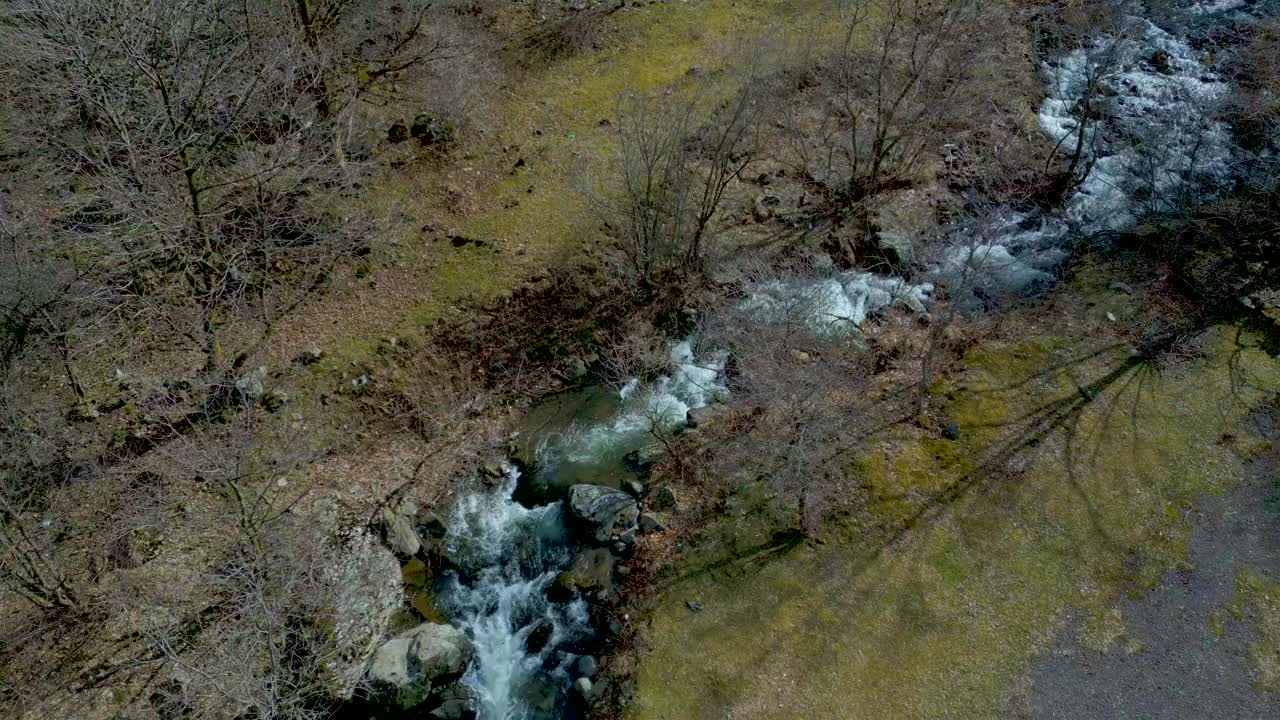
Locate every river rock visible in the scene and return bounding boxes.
[568,485,638,544]
[321,529,402,699]
[550,547,615,602]
[368,622,474,690]
[415,508,449,540]
[427,685,477,720]
[622,479,645,498]
[639,511,670,534]
[622,443,661,471]
[576,654,600,678]
[525,619,553,653]
[575,677,595,703]
[381,501,421,558]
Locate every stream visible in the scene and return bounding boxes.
[429,2,1272,718]
[435,342,729,719]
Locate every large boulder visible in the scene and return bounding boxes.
[875,231,915,270]
[368,622,474,691]
[322,529,403,699]
[567,485,638,545]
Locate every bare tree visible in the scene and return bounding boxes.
[0,0,418,390]
[599,75,762,292]
[776,0,986,263]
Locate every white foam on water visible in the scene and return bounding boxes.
[1038,15,1234,234]
[440,466,591,720]
[938,4,1244,296]
[740,271,933,337]
[560,340,728,463]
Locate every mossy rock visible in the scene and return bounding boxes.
[412,591,447,624]
[402,558,431,591]
[549,548,614,602]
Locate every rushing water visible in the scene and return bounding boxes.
[432,3,1268,718]
[937,1,1248,297]
[438,466,591,720]
[437,342,729,719]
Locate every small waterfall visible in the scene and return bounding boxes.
[438,340,728,719]
[439,466,591,720]
[552,340,729,465]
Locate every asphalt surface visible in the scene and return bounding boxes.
[1027,410,1280,720]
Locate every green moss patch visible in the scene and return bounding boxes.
[629,296,1280,719]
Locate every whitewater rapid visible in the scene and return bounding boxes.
[437,340,729,719]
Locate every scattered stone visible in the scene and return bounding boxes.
[622,444,661,470]
[481,462,504,479]
[943,423,961,441]
[639,511,670,534]
[294,346,323,365]
[262,388,290,412]
[568,485,638,544]
[686,405,725,429]
[790,349,812,363]
[1150,49,1171,74]
[686,64,704,76]
[117,528,163,567]
[1109,280,1134,294]
[622,479,645,498]
[648,484,678,511]
[234,367,267,400]
[752,194,774,223]
[67,402,100,422]
[562,356,589,382]
[685,600,704,613]
[410,113,453,146]
[875,231,915,269]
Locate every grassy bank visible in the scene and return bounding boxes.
[627,269,1280,719]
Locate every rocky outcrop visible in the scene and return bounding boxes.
[368,622,474,691]
[322,529,402,699]
[567,485,638,544]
